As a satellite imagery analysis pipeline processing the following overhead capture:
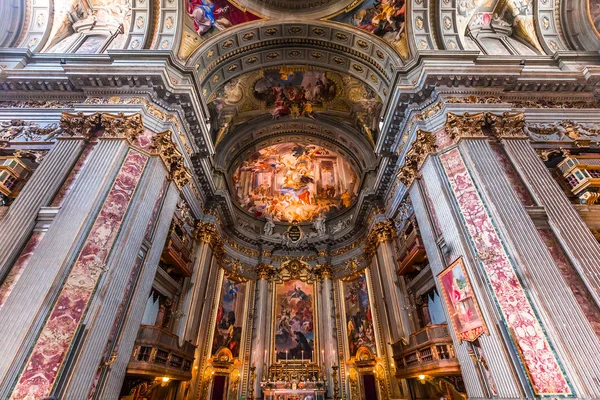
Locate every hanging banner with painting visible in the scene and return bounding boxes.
[343,274,377,358]
[438,257,487,343]
[211,277,247,359]
[274,280,315,361]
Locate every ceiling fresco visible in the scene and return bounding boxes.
[590,0,600,38]
[232,143,359,222]
[209,66,382,148]
[327,0,409,60]
[179,0,263,59]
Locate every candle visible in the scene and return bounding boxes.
[301,350,304,360]
[286,350,288,362]
[264,349,267,363]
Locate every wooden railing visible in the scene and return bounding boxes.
[161,228,193,277]
[127,325,196,380]
[396,222,427,275]
[392,324,460,379]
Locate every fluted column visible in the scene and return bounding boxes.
[249,263,274,399]
[0,112,192,400]
[179,222,217,344]
[315,264,336,397]
[0,133,86,281]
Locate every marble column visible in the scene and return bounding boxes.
[249,263,274,399]
[316,264,336,398]
[179,222,216,344]
[0,133,86,281]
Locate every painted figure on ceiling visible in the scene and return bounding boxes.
[187,0,259,36]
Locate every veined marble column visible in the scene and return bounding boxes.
[0,113,192,400]
[249,263,275,399]
[0,133,86,281]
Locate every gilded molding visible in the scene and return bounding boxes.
[397,129,436,187]
[152,130,192,189]
[487,112,527,139]
[194,221,219,244]
[445,112,486,139]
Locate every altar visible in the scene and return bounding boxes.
[262,387,326,400]
[260,362,327,400]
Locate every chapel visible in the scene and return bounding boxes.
[0,0,600,399]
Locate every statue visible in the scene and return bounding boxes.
[263,214,275,236]
[313,214,327,236]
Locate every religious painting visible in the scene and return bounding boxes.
[438,257,487,343]
[232,143,359,222]
[274,280,315,361]
[589,0,600,38]
[329,0,409,59]
[211,277,247,359]
[253,68,338,119]
[186,0,260,39]
[343,275,377,358]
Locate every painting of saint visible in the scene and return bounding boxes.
[438,258,487,343]
[186,0,260,37]
[274,280,315,361]
[330,0,407,56]
[232,143,358,222]
[253,68,338,119]
[211,278,247,358]
[344,275,376,357]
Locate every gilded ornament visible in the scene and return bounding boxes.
[445,112,486,139]
[60,112,101,138]
[288,27,302,34]
[415,17,424,30]
[266,52,279,59]
[364,220,396,259]
[313,263,333,280]
[357,40,368,49]
[243,32,255,41]
[486,112,526,139]
[311,52,323,59]
[101,113,144,142]
[254,263,276,280]
[336,32,348,41]
[376,50,385,59]
[312,28,325,36]
[265,28,278,35]
[443,16,452,30]
[165,16,174,29]
[152,130,191,189]
[222,39,234,48]
[397,129,436,187]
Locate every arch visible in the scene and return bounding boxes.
[0,0,26,48]
[185,20,404,104]
[562,0,600,51]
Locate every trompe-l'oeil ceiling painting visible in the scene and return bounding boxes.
[328,0,409,60]
[233,143,359,222]
[209,67,382,147]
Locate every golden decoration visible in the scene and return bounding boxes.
[60,112,101,138]
[254,263,276,280]
[445,112,486,139]
[313,263,333,280]
[486,112,526,139]
[194,221,219,244]
[152,130,192,189]
[364,220,396,259]
[242,32,255,41]
[101,112,144,142]
[397,129,436,187]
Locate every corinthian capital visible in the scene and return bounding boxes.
[445,112,486,139]
[194,221,219,244]
[397,129,436,187]
[487,112,526,139]
[60,112,101,138]
[254,263,276,280]
[101,112,144,142]
[152,130,192,189]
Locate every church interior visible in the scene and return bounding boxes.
[0,0,600,399]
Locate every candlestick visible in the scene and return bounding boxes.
[301,350,304,360]
[286,350,288,362]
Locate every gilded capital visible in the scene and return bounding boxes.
[60,112,101,138]
[152,130,192,189]
[397,129,436,187]
[101,112,144,142]
[254,263,276,280]
[364,220,396,258]
[445,112,486,140]
[487,112,527,139]
[314,263,333,280]
[194,221,219,244]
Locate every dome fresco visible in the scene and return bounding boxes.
[232,143,359,222]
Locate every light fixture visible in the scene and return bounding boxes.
[162,377,170,383]
[379,120,384,131]
[418,374,426,383]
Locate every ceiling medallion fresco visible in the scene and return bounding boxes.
[209,66,382,147]
[589,0,600,38]
[327,0,410,59]
[232,143,359,222]
[179,0,263,59]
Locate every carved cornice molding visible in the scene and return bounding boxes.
[397,129,436,187]
[152,130,192,189]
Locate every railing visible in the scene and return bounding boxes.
[127,325,196,380]
[392,324,460,379]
